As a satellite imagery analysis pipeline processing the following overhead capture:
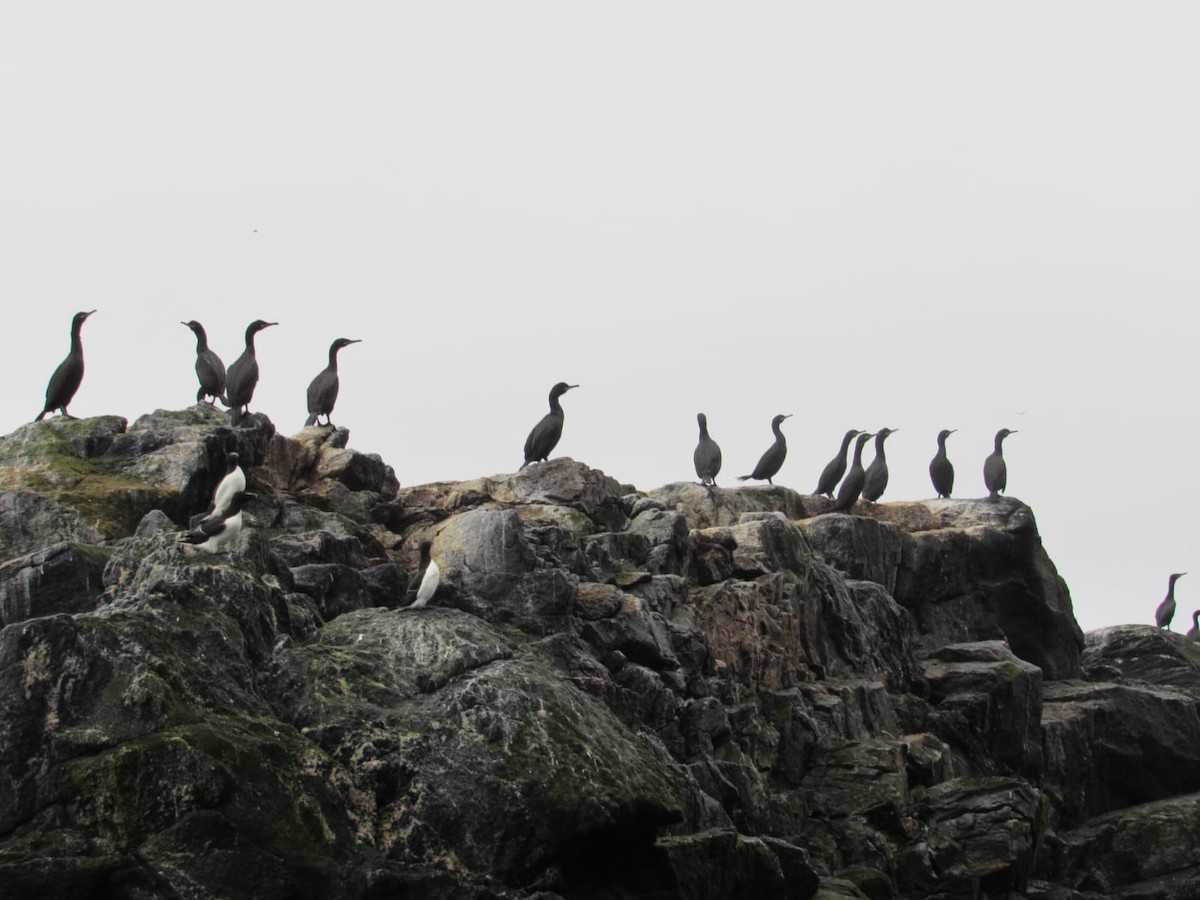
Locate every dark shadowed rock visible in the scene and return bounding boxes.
[1082,624,1200,692]
[0,542,111,626]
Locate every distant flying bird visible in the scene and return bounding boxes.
[179,491,255,554]
[984,428,1017,499]
[833,432,875,512]
[305,338,361,428]
[693,413,722,486]
[814,429,862,499]
[182,320,226,406]
[223,319,277,426]
[35,310,96,422]
[862,427,898,502]
[522,382,578,469]
[1156,572,1187,630]
[738,414,792,485]
[929,429,956,498]
[403,540,441,609]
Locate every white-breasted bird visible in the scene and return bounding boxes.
[403,540,440,609]
[180,491,255,553]
[203,451,246,523]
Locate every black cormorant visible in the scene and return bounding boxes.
[182,320,226,406]
[521,382,578,469]
[179,491,255,553]
[1156,572,1187,630]
[1187,610,1200,641]
[984,428,1017,499]
[223,320,277,426]
[693,413,722,486]
[833,432,875,512]
[403,540,441,609]
[737,414,792,485]
[814,429,862,499]
[35,310,96,422]
[862,427,897,502]
[929,429,956,499]
[305,338,361,427]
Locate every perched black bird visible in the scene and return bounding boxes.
[693,413,722,486]
[738,414,792,485]
[522,382,578,469]
[182,320,226,406]
[305,338,361,427]
[35,310,96,422]
[403,540,441,609]
[1156,572,1187,630]
[1187,610,1200,642]
[984,428,1017,499]
[929,429,956,498]
[833,432,875,512]
[862,427,898,502]
[814,429,862,499]
[223,320,277,426]
[202,451,246,523]
[179,491,255,554]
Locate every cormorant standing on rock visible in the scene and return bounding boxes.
[693,413,722,486]
[738,414,792,485]
[182,320,226,406]
[814,429,862,499]
[1156,572,1187,630]
[522,382,578,469]
[305,338,361,427]
[179,491,255,554]
[862,428,897,502]
[203,451,245,523]
[403,540,440,609]
[1187,610,1200,641]
[35,310,96,422]
[223,320,277,427]
[929,429,956,499]
[984,428,1017,499]
[833,432,875,512]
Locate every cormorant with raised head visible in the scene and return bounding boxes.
[35,310,96,422]
[522,382,578,469]
[814,429,862,499]
[738,414,792,485]
[1156,572,1187,630]
[862,427,898,502]
[929,429,956,498]
[693,413,722,486]
[223,320,277,426]
[833,432,875,512]
[182,320,226,406]
[179,491,256,554]
[984,428,1017,499]
[203,451,246,523]
[403,540,441,609]
[305,338,361,427]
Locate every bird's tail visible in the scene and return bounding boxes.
[304,413,317,427]
[34,411,46,423]
[230,407,244,427]
[737,475,752,481]
[519,460,531,470]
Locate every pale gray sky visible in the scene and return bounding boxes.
[3,4,1199,632]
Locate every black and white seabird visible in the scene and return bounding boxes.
[1187,610,1200,641]
[737,414,792,485]
[203,451,246,523]
[304,338,361,428]
[1156,572,1187,630]
[223,319,277,427]
[521,382,578,469]
[403,540,441,609]
[35,310,96,422]
[929,429,956,499]
[984,428,1017,499]
[179,491,255,554]
[862,427,898,503]
[814,429,862,499]
[182,320,227,406]
[693,413,722,486]
[833,432,875,512]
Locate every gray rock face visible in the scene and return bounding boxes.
[0,411,1195,899]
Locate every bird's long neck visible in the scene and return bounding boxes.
[70,321,85,353]
[994,435,1006,453]
[839,433,856,455]
[698,420,710,439]
[244,328,259,354]
[193,327,209,352]
[937,434,948,451]
[874,434,888,456]
[549,393,564,415]
[853,441,868,465]
[1169,577,1182,598]
[772,422,786,442]
[327,346,341,371]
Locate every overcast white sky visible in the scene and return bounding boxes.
[3,4,1198,633]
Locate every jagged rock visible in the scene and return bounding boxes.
[290,563,373,620]
[798,513,906,594]
[0,541,111,626]
[1082,624,1200,692]
[650,829,820,899]
[649,482,817,530]
[921,641,1045,779]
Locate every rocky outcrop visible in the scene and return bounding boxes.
[0,410,1196,899]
